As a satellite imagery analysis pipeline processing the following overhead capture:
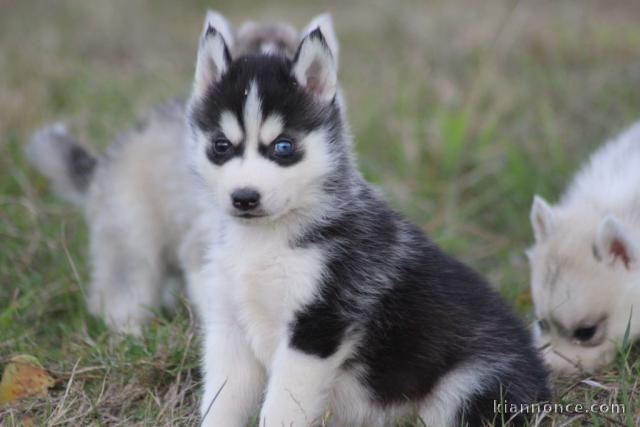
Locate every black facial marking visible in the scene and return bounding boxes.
[205,135,244,165]
[254,57,337,132]
[191,54,342,153]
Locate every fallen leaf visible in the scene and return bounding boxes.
[515,288,532,306]
[0,355,54,405]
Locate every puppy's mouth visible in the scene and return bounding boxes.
[231,211,269,219]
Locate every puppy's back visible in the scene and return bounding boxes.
[563,121,640,212]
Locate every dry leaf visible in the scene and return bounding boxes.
[0,354,54,405]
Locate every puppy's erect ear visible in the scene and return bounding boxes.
[193,11,233,99]
[596,215,636,270]
[300,13,339,65]
[530,195,555,242]
[292,14,338,103]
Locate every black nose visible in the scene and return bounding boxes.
[231,188,261,211]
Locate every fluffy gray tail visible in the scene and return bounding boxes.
[25,123,97,207]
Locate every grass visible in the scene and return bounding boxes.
[1,0,640,425]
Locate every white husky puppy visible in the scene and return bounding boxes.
[26,14,300,335]
[529,121,640,374]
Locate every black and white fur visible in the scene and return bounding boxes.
[188,12,550,427]
[25,13,304,335]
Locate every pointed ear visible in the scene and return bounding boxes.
[596,215,636,270]
[300,13,339,65]
[193,10,233,99]
[530,195,555,242]
[292,17,338,103]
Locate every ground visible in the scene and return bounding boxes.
[1,0,640,425]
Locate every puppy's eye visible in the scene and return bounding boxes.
[213,138,232,154]
[272,138,295,157]
[537,319,550,333]
[573,325,597,342]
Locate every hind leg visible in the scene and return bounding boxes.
[86,218,164,335]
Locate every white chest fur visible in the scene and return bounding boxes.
[214,222,326,367]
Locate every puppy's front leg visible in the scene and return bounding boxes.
[201,320,265,427]
[260,340,345,427]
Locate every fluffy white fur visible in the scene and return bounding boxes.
[95,107,210,334]
[529,121,640,374]
[27,105,211,335]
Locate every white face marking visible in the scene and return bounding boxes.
[259,114,284,145]
[243,81,262,150]
[192,79,336,222]
[219,111,243,144]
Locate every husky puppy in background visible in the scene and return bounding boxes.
[26,14,300,335]
[235,20,298,56]
[189,11,549,427]
[529,122,640,375]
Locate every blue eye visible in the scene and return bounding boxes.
[273,138,294,157]
[213,138,232,154]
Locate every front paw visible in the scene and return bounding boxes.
[200,397,251,427]
[87,290,144,336]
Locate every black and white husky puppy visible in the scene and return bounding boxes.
[189,12,550,427]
